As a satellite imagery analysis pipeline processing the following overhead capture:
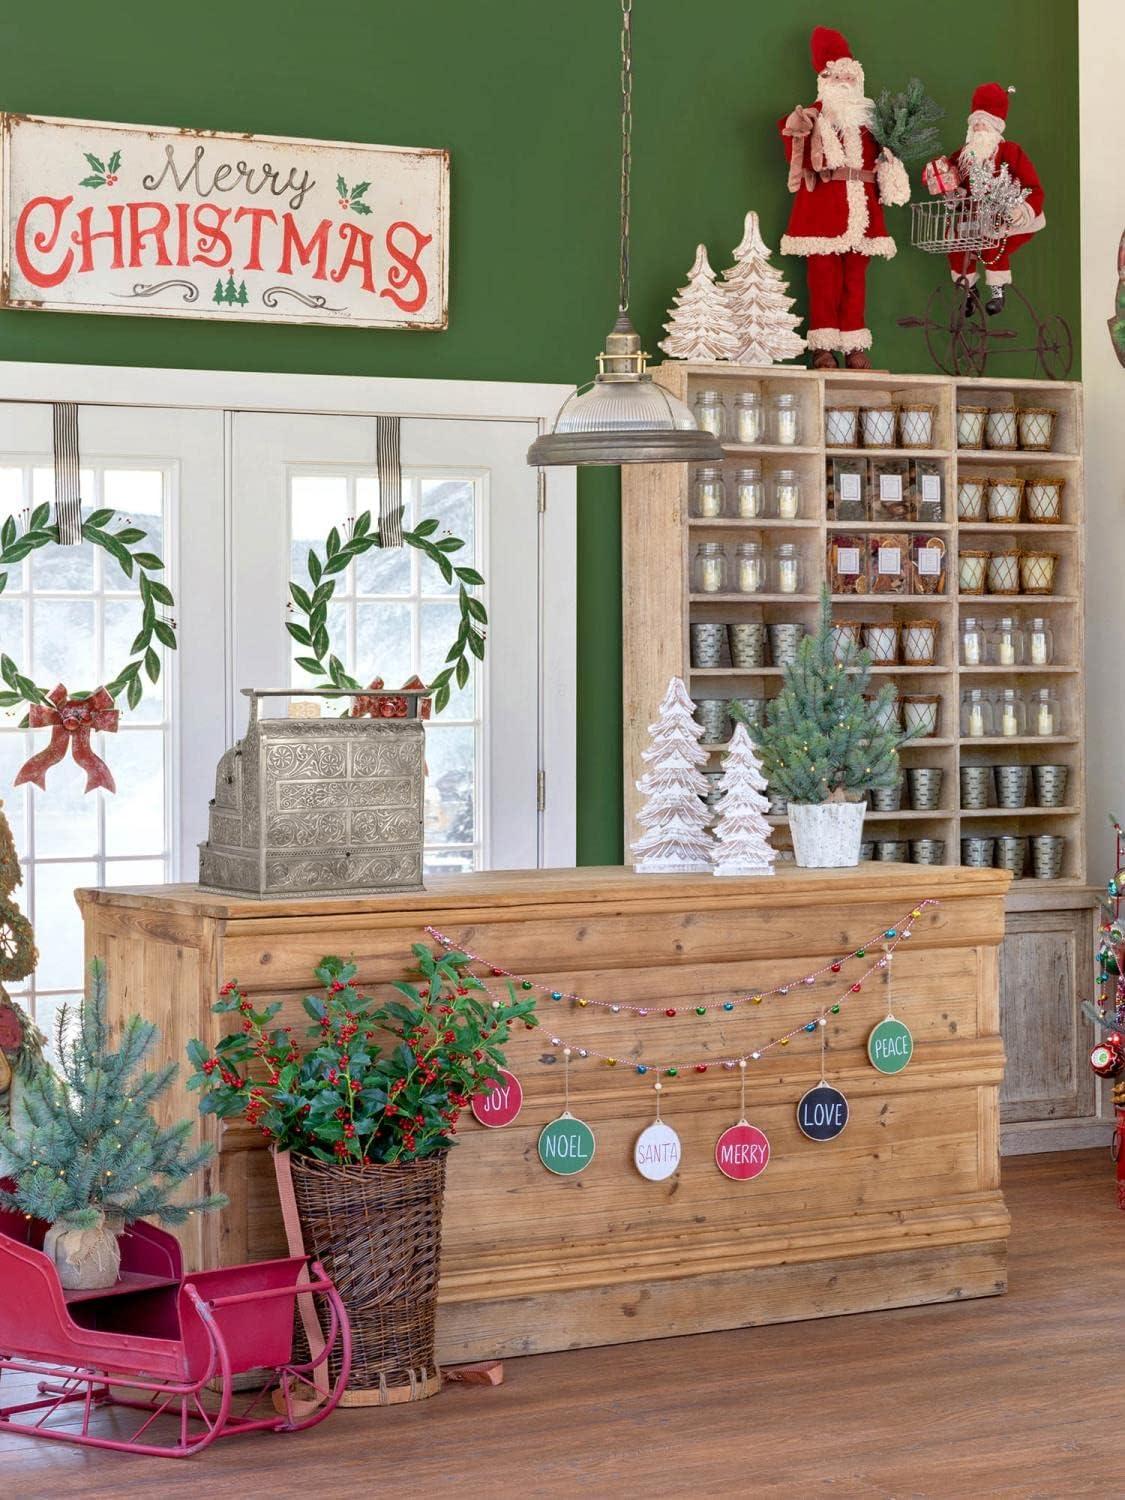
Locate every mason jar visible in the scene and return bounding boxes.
[960,617,985,666]
[691,465,726,518]
[770,392,800,445]
[735,464,766,518]
[989,617,1025,667]
[1027,617,1053,666]
[735,540,765,594]
[693,389,727,440]
[773,468,801,520]
[733,390,763,445]
[773,542,802,594]
[693,540,728,594]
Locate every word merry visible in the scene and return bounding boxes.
[142,143,316,211]
[719,1141,767,1167]
[13,197,431,311]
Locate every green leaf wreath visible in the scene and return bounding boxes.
[0,505,176,714]
[287,510,486,715]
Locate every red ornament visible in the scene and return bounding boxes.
[470,1068,523,1128]
[665,1008,677,1017]
[851,983,862,993]
[715,1122,770,1181]
[1091,1041,1125,1079]
[0,1002,23,1051]
[831,963,842,974]
[694,1063,707,1073]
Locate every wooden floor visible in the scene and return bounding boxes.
[3,1150,1122,1499]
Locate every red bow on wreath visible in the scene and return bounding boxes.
[14,685,119,795]
[349,676,433,721]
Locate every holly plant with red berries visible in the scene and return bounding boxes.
[336,175,372,215]
[187,947,537,1165]
[79,149,121,188]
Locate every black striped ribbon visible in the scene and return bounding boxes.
[52,403,83,546]
[376,414,403,548]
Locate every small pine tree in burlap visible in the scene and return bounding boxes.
[749,590,908,805]
[0,960,225,1230]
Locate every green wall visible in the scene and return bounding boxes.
[1,0,1080,863]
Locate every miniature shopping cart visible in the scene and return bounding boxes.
[908,193,1005,258]
[0,1186,351,1458]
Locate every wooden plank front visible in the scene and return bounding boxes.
[79,863,1010,1358]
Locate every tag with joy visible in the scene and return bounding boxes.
[538,1112,596,1176]
[868,1016,913,1074]
[470,1067,523,1128]
[715,1122,770,1181]
[796,1083,849,1141]
[634,1120,681,1181]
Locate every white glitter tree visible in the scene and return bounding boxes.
[659,245,741,362]
[720,212,806,365]
[712,723,775,877]
[631,678,716,874]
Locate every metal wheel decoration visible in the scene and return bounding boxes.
[899,282,1073,380]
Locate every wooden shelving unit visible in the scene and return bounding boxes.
[622,363,1086,886]
[622,364,1103,1155]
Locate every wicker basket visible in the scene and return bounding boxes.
[289,1152,447,1405]
[897,404,936,448]
[1018,407,1058,451]
[1020,550,1057,595]
[860,406,897,449]
[987,549,1022,595]
[1025,476,1065,523]
[957,405,988,448]
[957,478,986,520]
[985,476,1025,523]
[958,548,990,595]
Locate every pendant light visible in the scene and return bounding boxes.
[527,0,724,468]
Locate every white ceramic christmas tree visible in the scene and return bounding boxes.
[631,678,716,874]
[721,212,806,366]
[659,245,740,363]
[712,722,775,877]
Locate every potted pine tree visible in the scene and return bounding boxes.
[188,945,537,1404]
[748,589,912,868]
[0,960,225,1289]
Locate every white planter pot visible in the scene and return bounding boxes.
[787,800,867,869]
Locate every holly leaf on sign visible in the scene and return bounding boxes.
[352,202,372,215]
[84,153,106,174]
[79,175,106,188]
[107,150,121,174]
[349,181,370,200]
[336,174,347,197]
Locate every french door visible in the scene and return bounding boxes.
[229,412,542,872]
[0,404,225,1033]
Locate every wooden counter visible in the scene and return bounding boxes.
[78,863,1011,1361]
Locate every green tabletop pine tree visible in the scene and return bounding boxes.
[0,959,225,1232]
[748,589,910,805]
[0,800,41,1123]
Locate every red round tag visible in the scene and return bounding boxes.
[715,1122,770,1181]
[470,1067,523,1128]
[0,1003,23,1052]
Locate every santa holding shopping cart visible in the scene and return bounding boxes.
[929,83,1046,315]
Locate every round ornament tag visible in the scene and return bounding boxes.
[796,1083,849,1142]
[633,1120,682,1181]
[538,1112,596,1176]
[714,1122,770,1181]
[0,1002,23,1052]
[470,1067,523,1128]
[868,1016,913,1074]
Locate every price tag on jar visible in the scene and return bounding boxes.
[879,474,904,503]
[917,547,942,577]
[921,473,941,503]
[839,472,862,503]
[837,547,860,576]
[877,546,902,575]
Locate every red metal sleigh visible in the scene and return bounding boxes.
[0,1185,351,1457]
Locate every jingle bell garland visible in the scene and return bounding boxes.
[287,509,486,715]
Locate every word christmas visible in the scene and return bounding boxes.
[1,114,449,330]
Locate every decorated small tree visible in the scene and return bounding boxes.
[0,960,225,1289]
[752,590,907,806]
[720,212,806,365]
[659,245,740,362]
[631,677,716,874]
[712,723,775,876]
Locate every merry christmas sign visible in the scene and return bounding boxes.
[0,113,449,329]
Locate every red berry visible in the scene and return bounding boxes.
[665,1008,677,1018]
[694,1064,707,1073]
[851,983,862,993]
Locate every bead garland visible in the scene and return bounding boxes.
[425,900,936,1020]
[511,943,903,1078]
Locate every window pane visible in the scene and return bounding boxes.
[101,470,165,593]
[33,861,96,989]
[355,601,412,685]
[104,599,164,722]
[420,478,474,547]
[104,857,167,886]
[0,468,23,516]
[33,597,97,688]
[103,731,166,857]
[420,600,472,717]
[31,467,96,591]
[32,758,99,858]
[355,477,412,594]
[424,726,475,846]
[0,597,25,658]
[0,735,30,856]
[291,476,348,581]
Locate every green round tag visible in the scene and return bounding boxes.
[868,1016,913,1074]
[538,1113,596,1176]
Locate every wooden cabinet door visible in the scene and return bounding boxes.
[999,907,1096,1124]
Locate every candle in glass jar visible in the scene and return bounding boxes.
[1029,629,1048,665]
[1001,705,1019,737]
[998,638,1015,666]
[736,543,763,594]
[1037,702,1055,735]
[771,394,799,445]
[734,391,763,445]
[775,469,800,519]
[963,630,981,666]
[735,466,764,518]
[778,558,799,593]
[968,704,985,737]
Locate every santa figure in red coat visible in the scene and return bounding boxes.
[940,83,1045,315]
[779,26,909,370]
